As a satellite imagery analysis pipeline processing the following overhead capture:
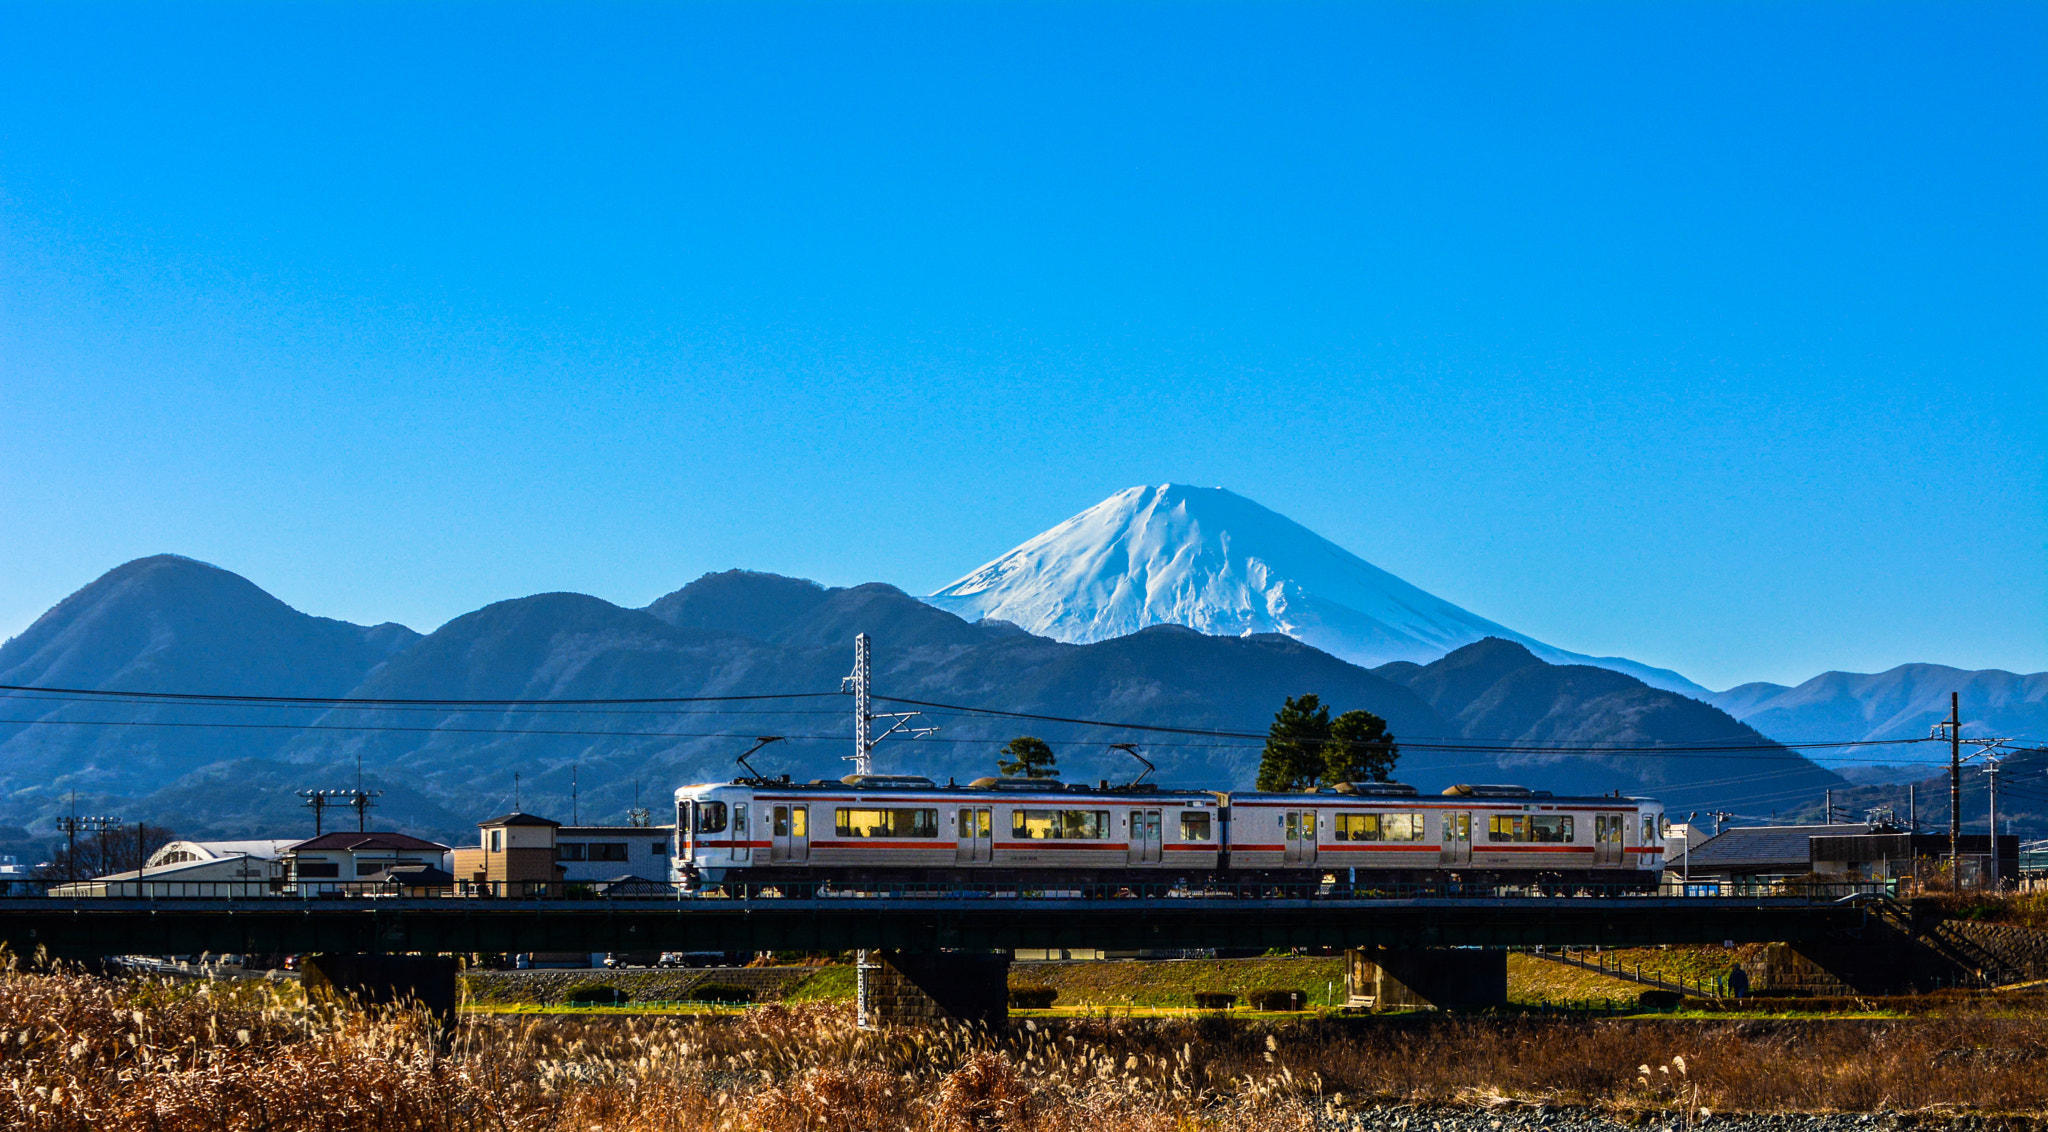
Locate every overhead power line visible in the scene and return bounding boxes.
[868,694,1947,756]
[0,683,841,707]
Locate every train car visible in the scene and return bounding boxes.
[1223,782,1664,890]
[674,774,1223,891]
[674,775,1664,893]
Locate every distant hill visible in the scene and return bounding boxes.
[1709,664,2048,745]
[1373,638,1842,815]
[1,557,1841,846]
[0,555,417,819]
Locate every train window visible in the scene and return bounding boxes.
[696,803,728,834]
[1642,814,1661,844]
[1012,809,1112,840]
[1178,812,1213,842]
[1529,815,1573,843]
[1334,813,1380,841]
[1488,815,1526,842]
[1382,813,1426,842]
[834,808,939,838]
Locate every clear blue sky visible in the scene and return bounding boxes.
[2,2,2042,692]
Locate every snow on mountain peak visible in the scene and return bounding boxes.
[928,484,1709,698]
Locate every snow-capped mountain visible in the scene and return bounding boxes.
[927,484,1709,698]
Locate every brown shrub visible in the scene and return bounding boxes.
[5,963,2048,1131]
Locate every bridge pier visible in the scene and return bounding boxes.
[863,951,1010,1025]
[1346,947,1506,1011]
[301,954,461,1024]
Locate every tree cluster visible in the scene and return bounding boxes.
[997,736,1058,779]
[1254,694,1399,792]
[35,822,177,883]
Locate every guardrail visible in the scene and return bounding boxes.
[0,877,1897,903]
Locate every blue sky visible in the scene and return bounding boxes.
[1,2,2042,692]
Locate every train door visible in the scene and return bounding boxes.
[1128,809,1163,865]
[769,804,808,864]
[1594,813,1624,867]
[955,807,992,864]
[677,801,695,863]
[1282,810,1318,866]
[1440,811,1472,865]
[731,804,751,864]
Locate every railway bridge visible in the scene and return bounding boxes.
[0,892,1873,1022]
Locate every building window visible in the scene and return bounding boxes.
[590,843,629,862]
[833,808,940,838]
[557,843,586,861]
[1011,810,1111,840]
[296,862,340,878]
[490,829,503,852]
[1179,812,1213,842]
[651,842,668,856]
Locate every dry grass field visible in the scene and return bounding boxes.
[7,964,2048,1131]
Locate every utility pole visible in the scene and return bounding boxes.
[1961,738,2014,891]
[55,809,122,884]
[628,780,651,828]
[848,634,871,775]
[1908,784,1917,831]
[840,634,936,779]
[1988,759,1999,885]
[836,634,937,1029]
[1825,788,1833,825]
[1936,693,1961,886]
[572,764,579,826]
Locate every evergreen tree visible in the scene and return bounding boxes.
[997,736,1058,778]
[1256,694,1331,792]
[1323,709,1399,785]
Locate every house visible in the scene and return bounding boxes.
[1673,822,2020,891]
[552,823,675,885]
[286,832,453,894]
[1665,823,1847,892]
[450,812,567,895]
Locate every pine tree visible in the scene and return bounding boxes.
[1256,694,1331,792]
[997,736,1059,778]
[1323,709,1399,785]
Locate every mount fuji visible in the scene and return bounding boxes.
[927,484,1710,698]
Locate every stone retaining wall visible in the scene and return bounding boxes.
[462,965,819,1005]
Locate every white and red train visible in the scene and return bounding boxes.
[673,774,1666,892]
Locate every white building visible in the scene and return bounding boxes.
[554,823,675,885]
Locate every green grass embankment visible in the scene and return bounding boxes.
[1013,956,1347,1010]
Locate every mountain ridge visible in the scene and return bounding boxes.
[0,556,1839,844]
[1707,663,2048,745]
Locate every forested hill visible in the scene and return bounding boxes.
[2,559,1835,844]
